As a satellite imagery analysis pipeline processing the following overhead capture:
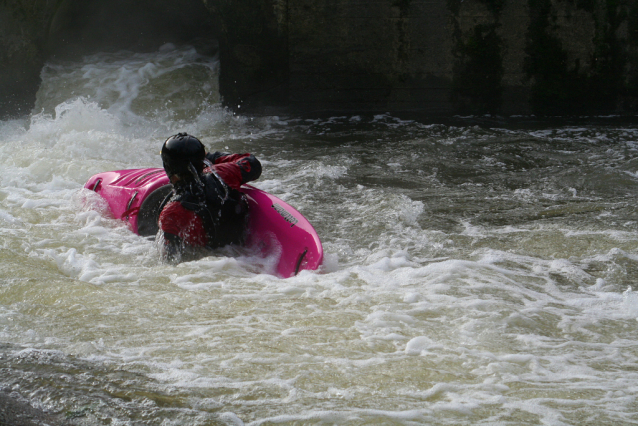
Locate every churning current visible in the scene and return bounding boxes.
[1,45,638,425]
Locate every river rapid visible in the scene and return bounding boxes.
[1,45,638,425]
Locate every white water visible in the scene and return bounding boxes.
[1,45,638,425]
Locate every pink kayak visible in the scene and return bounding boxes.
[84,168,323,278]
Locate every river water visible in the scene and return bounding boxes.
[1,45,638,425]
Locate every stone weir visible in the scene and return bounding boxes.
[1,0,638,118]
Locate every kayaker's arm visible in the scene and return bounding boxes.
[205,151,231,163]
[204,153,262,190]
[159,231,182,264]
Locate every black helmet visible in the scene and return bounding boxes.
[161,133,206,179]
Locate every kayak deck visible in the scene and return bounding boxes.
[84,168,323,277]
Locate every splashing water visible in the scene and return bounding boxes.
[1,45,638,425]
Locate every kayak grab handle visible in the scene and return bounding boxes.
[92,178,102,191]
[126,191,138,211]
[294,249,308,276]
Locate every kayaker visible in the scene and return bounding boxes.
[157,132,262,263]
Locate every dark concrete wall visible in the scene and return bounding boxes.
[292,0,638,115]
[0,0,67,118]
[1,0,638,118]
[205,0,638,116]
[287,0,454,113]
[203,0,289,112]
